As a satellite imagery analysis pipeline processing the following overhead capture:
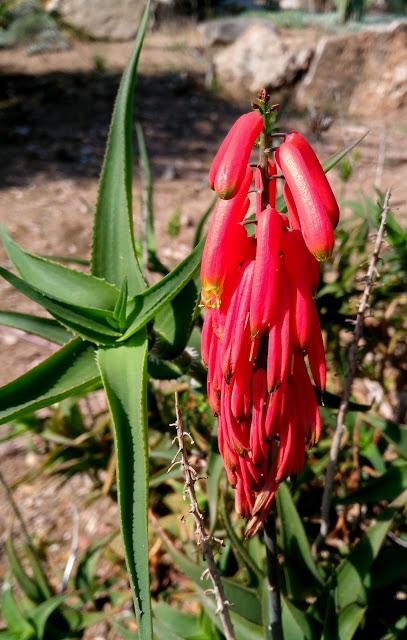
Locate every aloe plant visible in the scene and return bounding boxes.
[0,4,202,638]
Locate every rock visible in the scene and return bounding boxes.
[213,24,313,96]
[199,16,276,47]
[46,0,155,41]
[296,21,407,119]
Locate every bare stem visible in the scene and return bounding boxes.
[171,393,236,640]
[313,189,391,555]
[257,117,283,639]
[264,507,283,640]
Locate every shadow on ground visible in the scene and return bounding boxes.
[0,68,244,189]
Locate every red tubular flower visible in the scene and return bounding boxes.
[230,369,251,421]
[250,368,268,466]
[209,119,240,190]
[266,265,290,391]
[285,131,340,229]
[283,182,300,230]
[276,142,335,261]
[293,352,320,446]
[200,114,336,535]
[222,260,255,383]
[213,111,263,199]
[249,208,282,340]
[283,187,320,291]
[306,305,327,392]
[201,168,253,308]
[283,229,315,349]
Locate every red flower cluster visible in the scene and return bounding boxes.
[200,110,339,536]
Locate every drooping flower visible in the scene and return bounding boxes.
[201,108,339,535]
[200,167,253,308]
[275,140,335,261]
[210,111,263,199]
[285,131,340,228]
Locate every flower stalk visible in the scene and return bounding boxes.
[257,108,283,640]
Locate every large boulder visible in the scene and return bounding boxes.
[296,21,407,119]
[199,16,277,47]
[213,24,313,96]
[46,0,158,41]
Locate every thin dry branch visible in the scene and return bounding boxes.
[170,392,236,640]
[313,189,391,555]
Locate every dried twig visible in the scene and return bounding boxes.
[313,189,391,555]
[263,506,283,640]
[170,392,236,640]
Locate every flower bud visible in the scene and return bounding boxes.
[201,168,253,308]
[286,131,340,228]
[266,265,290,391]
[276,142,335,261]
[249,208,282,339]
[283,230,315,349]
[222,260,255,383]
[306,308,326,392]
[214,111,263,199]
[250,368,267,466]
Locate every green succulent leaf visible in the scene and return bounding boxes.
[22,546,52,602]
[91,3,150,295]
[136,122,168,275]
[220,497,263,581]
[147,355,183,380]
[281,595,316,640]
[322,603,366,640]
[0,267,121,344]
[157,523,262,625]
[154,602,209,640]
[74,531,118,601]
[119,239,204,342]
[2,228,119,315]
[113,277,129,332]
[0,338,99,425]
[152,279,199,359]
[199,593,263,640]
[28,595,67,640]
[335,507,395,611]
[276,483,323,599]
[5,539,45,604]
[1,583,35,636]
[207,451,224,533]
[337,462,407,505]
[363,414,407,459]
[322,131,369,174]
[97,331,152,640]
[0,311,71,345]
